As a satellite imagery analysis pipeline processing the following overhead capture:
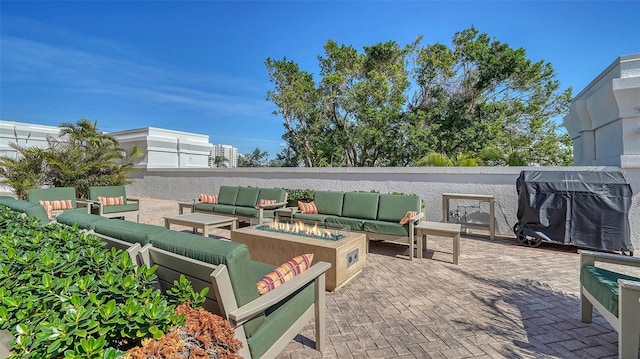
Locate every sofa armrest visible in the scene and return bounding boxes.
[228,261,331,326]
[410,212,424,223]
[256,201,287,210]
[76,199,94,213]
[126,197,140,203]
[579,249,640,268]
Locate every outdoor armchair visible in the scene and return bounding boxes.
[579,249,640,358]
[88,185,140,222]
[27,187,91,220]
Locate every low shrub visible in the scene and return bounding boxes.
[0,206,188,358]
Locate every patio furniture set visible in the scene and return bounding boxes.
[2,184,639,357]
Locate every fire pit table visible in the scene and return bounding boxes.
[231,220,366,291]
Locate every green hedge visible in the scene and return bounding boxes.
[0,206,185,358]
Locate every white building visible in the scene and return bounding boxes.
[0,121,214,169]
[109,127,212,169]
[210,144,238,168]
[563,53,640,167]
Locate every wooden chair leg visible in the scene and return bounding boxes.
[580,289,593,323]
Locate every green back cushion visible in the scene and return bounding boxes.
[218,186,239,205]
[89,186,128,204]
[7,201,50,224]
[93,220,167,246]
[376,194,421,222]
[258,188,286,203]
[27,187,77,208]
[235,187,260,207]
[341,192,379,220]
[56,211,109,230]
[580,265,640,317]
[151,232,265,335]
[313,191,345,216]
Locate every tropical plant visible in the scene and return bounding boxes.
[0,119,143,199]
[238,148,269,167]
[213,155,228,168]
[0,206,186,358]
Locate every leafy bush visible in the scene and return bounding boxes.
[0,206,184,358]
[285,188,315,204]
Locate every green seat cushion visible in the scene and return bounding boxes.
[377,194,421,222]
[258,188,286,203]
[341,192,379,220]
[247,284,315,359]
[235,206,259,218]
[580,265,640,317]
[88,186,128,203]
[325,216,365,231]
[93,220,168,246]
[236,187,260,207]
[27,187,78,208]
[212,204,236,215]
[363,220,409,237]
[194,203,215,212]
[56,211,110,230]
[292,213,330,222]
[218,186,239,205]
[100,203,139,214]
[313,191,344,216]
[150,232,265,336]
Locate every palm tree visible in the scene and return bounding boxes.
[213,155,228,168]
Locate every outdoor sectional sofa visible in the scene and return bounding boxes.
[193,186,287,223]
[0,200,329,359]
[291,190,424,253]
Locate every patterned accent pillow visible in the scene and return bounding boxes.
[98,196,124,206]
[39,199,73,220]
[399,211,418,225]
[256,253,314,295]
[199,193,218,204]
[255,199,277,209]
[298,201,318,214]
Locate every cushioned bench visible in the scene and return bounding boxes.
[88,185,140,222]
[194,186,287,223]
[579,250,640,358]
[292,191,423,258]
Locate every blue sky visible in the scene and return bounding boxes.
[1,1,639,157]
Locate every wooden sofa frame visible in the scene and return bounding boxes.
[579,249,640,358]
[100,233,331,359]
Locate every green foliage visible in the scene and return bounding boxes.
[0,119,143,199]
[166,275,209,309]
[266,27,573,167]
[238,148,270,167]
[284,188,315,204]
[0,206,184,358]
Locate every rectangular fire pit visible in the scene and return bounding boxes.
[231,222,366,291]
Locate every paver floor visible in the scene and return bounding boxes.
[135,197,638,359]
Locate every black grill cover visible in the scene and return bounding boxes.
[516,170,633,251]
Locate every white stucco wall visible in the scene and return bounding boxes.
[124,166,640,249]
[564,54,640,166]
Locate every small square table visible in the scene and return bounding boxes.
[164,213,237,237]
[178,201,194,214]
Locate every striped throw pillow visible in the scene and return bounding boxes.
[39,199,73,220]
[98,196,124,206]
[199,193,218,204]
[256,253,314,295]
[255,199,277,209]
[399,211,418,225]
[298,201,318,214]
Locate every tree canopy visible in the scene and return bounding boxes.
[266,26,573,167]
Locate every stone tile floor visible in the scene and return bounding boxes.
[136,197,638,359]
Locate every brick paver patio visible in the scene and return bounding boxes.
[137,197,638,359]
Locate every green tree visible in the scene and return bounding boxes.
[238,148,269,167]
[266,27,573,167]
[411,26,573,165]
[0,119,142,199]
[213,155,228,168]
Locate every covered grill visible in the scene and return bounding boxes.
[513,170,633,253]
